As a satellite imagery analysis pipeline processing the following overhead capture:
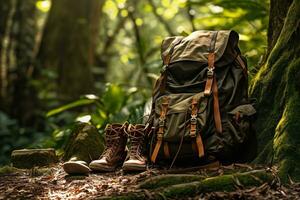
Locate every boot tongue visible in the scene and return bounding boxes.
[128,132,144,160]
[102,133,120,159]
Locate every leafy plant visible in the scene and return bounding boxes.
[43,83,148,152]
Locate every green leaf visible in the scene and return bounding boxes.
[46,99,96,117]
[101,83,126,114]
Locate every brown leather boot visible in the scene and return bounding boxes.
[122,124,147,172]
[89,123,128,172]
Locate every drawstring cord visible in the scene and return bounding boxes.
[169,109,189,169]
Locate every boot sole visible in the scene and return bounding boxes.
[122,163,147,172]
[89,163,117,172]
[63,162,90,174]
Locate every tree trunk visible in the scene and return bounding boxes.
[0,0,39,126]
[267,0,293,55]
[10,0,40,126]
[0,0,14,109]
[250,0,300,182]
[37,0,104,100]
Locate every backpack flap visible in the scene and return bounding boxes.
[161,30,239,67]
[154,93,207,140]
[150,92,208,163]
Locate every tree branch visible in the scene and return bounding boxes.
[147,0,176,36]
[186,0,196,32]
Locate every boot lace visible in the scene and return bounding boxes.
[128,128,144,160]
[100,126,123,160]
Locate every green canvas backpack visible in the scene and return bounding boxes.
[146,30,257,167]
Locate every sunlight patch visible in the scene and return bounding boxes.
[208,4,224,14]
[36,0,51,13]
[76,115,91,123]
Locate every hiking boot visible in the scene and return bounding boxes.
[63,156,91,174]
[89,123,128,172]
[122,124,147,172]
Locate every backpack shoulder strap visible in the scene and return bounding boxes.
[236,54,248,77]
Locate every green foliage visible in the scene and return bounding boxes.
[46,99,97,117]
[0,112,46,165]
[42,83,147,154]
[47,83,145,124]
[101,0,268,85]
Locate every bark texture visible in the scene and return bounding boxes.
[37,0,104,100]
[0,0,14,108]
[250,0,300,182]
[267,0,293,55]
[0,0,38,125]
[10,0,39,125]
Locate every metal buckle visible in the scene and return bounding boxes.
[190,115,197,124]
[207,67,214,78]
[157,133,163,140]
[190,131,196,138]
[159,118,165,127]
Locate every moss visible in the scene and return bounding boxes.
[251,51,290,153]
[0,165,54,176]
[273,63,300,182]
[249,0,300,182]
[0,166,21,175]
[63,122,104,163]
[278,158,300,183]
[162,170,273,198]
[139,174,204,189]
[99,170,274,200]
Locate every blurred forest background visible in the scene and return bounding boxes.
[0,0,269,165]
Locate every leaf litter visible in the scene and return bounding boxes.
[0,163,299,199]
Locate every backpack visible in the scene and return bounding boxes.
[146,30,257,167]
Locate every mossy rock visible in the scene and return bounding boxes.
[63,123,104,163]
[0,166,22,175]
[11,148,58,169]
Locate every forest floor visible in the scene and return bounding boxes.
[0,163,300,200]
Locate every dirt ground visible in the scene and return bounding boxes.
[0,163,299,200]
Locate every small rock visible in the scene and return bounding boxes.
[121,178,129,185]
[11,148,58,169]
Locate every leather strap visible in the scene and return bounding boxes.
[190,97,205,158]
[212,76,222,133]
[204,53,215,96]
[236,55,248,77]
[235,111,241,123]
[151,97,169,163]
[204,31,218,96]
[203,31,222,133]
[208,31,218,52]
[190,97,198,137]
[163,37,183,65]
[164,142,170,159]
[196,134,205,157]
[151,139,162,163]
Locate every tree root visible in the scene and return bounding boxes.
[97,170,276,200]
[138,174,205,189]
